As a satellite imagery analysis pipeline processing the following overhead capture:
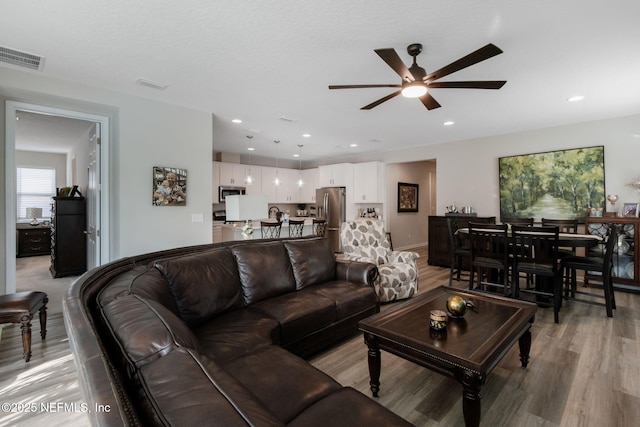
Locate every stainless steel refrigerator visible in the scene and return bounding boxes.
[316,187,346,252]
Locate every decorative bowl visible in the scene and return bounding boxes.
[429,310,448,331]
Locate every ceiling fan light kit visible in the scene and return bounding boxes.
[401,81,427,98]
[329,42,506,110]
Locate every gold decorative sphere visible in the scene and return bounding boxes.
[446,295,468,318]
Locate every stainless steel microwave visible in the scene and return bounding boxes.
[219,186,246,203]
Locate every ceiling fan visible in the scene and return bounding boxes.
[329,43,506,110]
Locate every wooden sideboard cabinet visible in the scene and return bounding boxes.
[584,216,640,293]
[428,215,496,267]
[50,197,87,278]
[16,224,51,257]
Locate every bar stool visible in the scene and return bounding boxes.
[288,219,305,237]
[0,291,48,362]
[313,218,327,237]
[260,221,282,238]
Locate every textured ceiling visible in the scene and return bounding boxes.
[2,1,639,162]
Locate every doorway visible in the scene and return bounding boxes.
[5,101,110,294]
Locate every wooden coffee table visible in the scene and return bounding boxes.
[359,286,537,427]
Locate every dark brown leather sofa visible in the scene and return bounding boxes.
[63,236,412,426]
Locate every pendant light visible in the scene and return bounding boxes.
[297,144,304,187]
[273,140,281,186]
[245,135,254,185]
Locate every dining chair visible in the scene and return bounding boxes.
[560,224,618,317]
[542,218,579,290]
[503,217,534,226]
[288,219,305,237]
[447,216,471,286]
[313,218,327,237]
[511,225,563,323]
[260,221,282,238]
[468,222,510,295]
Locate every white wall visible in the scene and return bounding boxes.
[1,67,213,294]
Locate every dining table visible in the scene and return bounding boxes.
[456,226,603,302]
[455,227,603,249]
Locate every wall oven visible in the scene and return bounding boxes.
[219,186,246,203]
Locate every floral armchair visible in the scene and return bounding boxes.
[340,220,419,302]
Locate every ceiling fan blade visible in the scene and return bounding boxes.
[428,80,506,89]
[361,91,402,110]
[374,48,414,81]
[419,92,441,110]
[328,84,402,89]
[424,43,503,82]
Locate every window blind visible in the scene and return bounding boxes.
[16,167,56,219]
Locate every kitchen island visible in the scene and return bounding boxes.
[221,218,316,241]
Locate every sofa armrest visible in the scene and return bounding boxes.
[389,250,419,265]
[336,260,378,286]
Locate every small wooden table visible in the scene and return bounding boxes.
[359,286,537,427]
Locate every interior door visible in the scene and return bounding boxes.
[86,123,100,270]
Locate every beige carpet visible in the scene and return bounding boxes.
[15,255,79,315]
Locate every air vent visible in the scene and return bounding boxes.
[0,46,45,71]
[136,78,168,90]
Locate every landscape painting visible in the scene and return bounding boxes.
[499,146,605,222]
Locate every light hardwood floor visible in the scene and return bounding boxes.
[2,248,640,426]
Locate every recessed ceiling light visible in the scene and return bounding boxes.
[443,121,455,126]
[302,133,311,138]
[350,143,358,147]
[232,119,242,124]
[247,147,255,151]
[293,153,300,157]
[567,95,585,102]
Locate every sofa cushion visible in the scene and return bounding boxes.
[223,346,341,423]
[249,292,335,344]
[284,238,336,289]
[232,242,296,304]
[194,309,280,365]
[129,266,180,315]
[154,248,245,328]
[138,348,284,427]
[300,280,378,320]
[101,295,200,368]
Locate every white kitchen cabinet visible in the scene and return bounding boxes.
[300,168,319,203]
[212,224,222,243]
[219,162,247,186]
[353,162,384,203]
[275,169,300,203]
[318,163,353,187]
[260,166,278,202]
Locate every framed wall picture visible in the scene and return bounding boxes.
[398,182,419,212]
[623,203,638,217]
[498,146,605,222]
[153,166,187,206]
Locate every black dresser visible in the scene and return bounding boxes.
[50,197,87,278]
[16,223,51,257]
